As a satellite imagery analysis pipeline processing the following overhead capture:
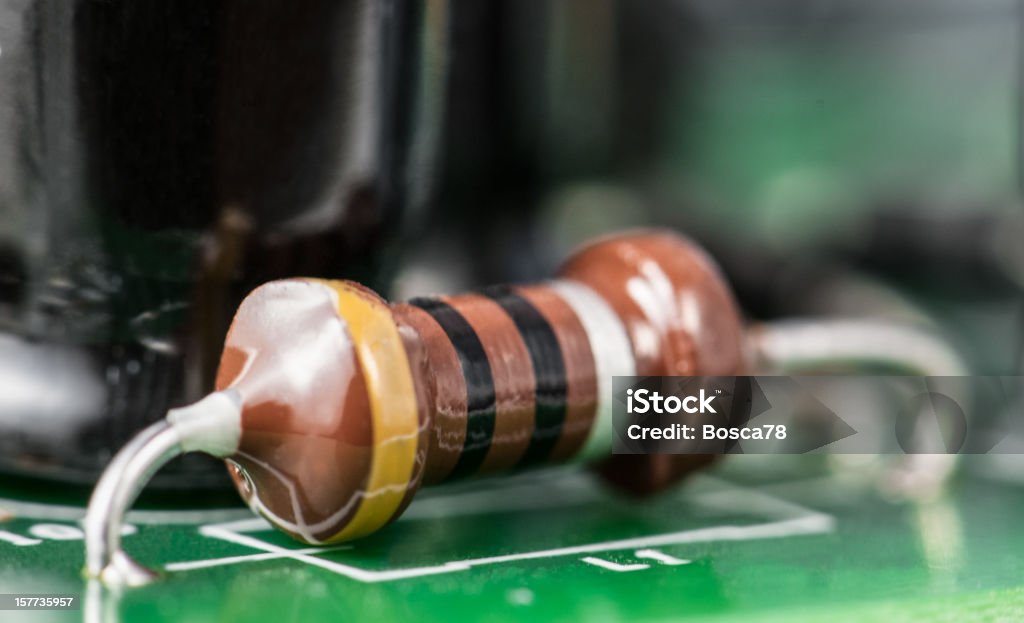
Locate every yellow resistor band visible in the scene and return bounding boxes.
[312,279,420,541]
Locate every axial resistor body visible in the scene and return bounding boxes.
[86,227,967,585]
[214,231,747,543]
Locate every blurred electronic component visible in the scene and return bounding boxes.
[0,0,448,485]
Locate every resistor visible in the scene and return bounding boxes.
[83,230,963,585]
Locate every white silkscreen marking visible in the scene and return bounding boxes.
[168,474,834,583]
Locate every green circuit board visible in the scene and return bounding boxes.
[1,457,1023,623]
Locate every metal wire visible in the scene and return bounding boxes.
[750,318,967,376]
[83,420,183,586]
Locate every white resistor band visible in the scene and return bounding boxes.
[549,279,637,459]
